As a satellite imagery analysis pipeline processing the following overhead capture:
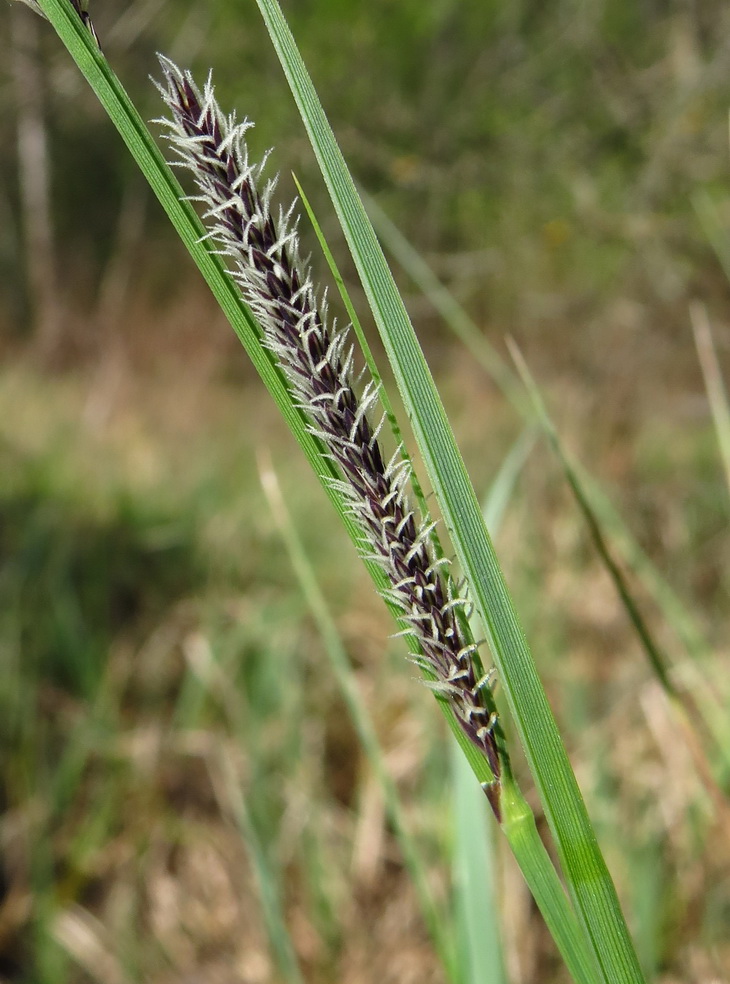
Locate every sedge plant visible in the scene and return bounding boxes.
[24,0,649,981]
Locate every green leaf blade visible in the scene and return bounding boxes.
[252,2,646,982]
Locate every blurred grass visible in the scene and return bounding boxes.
[1,0,729,980]
[4,0,730,348]
[1,349,728,980]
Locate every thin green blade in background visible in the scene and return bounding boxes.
[689,301,730,500]
[509,339,730,789]
[452,743,505,984]
[450,428,536,984]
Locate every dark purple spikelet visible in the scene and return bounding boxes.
[156,57,504,815]
[69,0,102,50]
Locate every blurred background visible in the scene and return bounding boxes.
[1,0,729,981]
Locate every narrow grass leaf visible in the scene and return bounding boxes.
[452,742,505,984]
[480,427,537,538]
[252,2,646,981]
[692,188,730,285]
[507,340,676,697]
[689,301,730,499]
[509,340,730,806]
[450,429,535,984]
[577,477,730,767]
[213,752,306,984]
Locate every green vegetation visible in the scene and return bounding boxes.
[1,0,729,981]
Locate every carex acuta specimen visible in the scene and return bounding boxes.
[156,56,507,816]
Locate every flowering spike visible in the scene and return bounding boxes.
[156,58,506,816]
